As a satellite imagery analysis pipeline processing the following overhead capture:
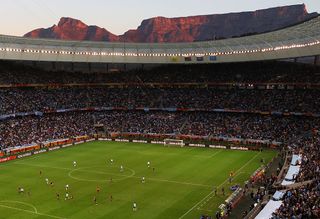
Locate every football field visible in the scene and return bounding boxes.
[0,141,277,219]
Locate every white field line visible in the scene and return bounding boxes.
[178,152,261,219]
[210,150,223,158]
[0,204,67,219]
[0,200,38,213]
[144,177,210,188]
[14,162,212,188]
[196,171,248,211]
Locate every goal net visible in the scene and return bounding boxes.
[164,139,184,147]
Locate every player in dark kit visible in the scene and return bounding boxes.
[214,187,217,196]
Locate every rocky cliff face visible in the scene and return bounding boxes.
[24,4,318,43]
[25,17,119,41]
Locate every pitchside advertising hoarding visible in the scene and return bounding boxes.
[0,135,265,164]
[0,156,17,163]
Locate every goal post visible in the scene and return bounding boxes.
[163,139,184,147]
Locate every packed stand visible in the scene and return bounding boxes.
[0,88,320,115]
[271,180,320,218]
[0,112,93,148]
[1,111,319,150]
[293,132,320,183]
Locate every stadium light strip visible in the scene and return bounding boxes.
[0,40,319,57]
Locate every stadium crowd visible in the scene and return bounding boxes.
[272,180,320,218]
[0,88,319,114]
[1,111,319,149]
[293,132,320,183]
[0,112,92,149]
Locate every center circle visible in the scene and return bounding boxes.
[68,166,135,182]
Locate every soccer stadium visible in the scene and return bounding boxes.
[0,1,320,219]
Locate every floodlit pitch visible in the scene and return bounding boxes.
[0,141,277,219]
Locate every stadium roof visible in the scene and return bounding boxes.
[0,16,319,64]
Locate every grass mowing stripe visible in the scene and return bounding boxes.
[140,177,211,188]
[14,162,212,188]
[178,151,261,219]
[14,162,71,170]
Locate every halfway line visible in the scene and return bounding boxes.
[14,162,212,188]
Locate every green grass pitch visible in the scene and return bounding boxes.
[0,141,277,219]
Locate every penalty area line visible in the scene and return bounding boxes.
[0,204,67,219]
[0,200,38,213]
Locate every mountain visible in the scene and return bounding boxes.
[24,4,318,43]
[25,17,119,41]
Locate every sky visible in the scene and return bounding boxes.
[0,0,319,36]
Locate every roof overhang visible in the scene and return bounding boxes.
[0,17,320,64]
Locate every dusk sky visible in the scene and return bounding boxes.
[1,0,319,36]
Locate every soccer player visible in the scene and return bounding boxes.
[39,170,42,176]
[141,176,145,183]
[228,176,232,184]
[65,184,69,191]
[65,192,69,200]
[45,178,49,185]
[73,161,77,167]
[96,186,100,193]
[133,202,137,211]
[120,165,124,172]
[50,181,55,187]
[110,159,114,164]
[147,161,151,168]
[222,187,225,196]
[110,194,113,202]
[152,167,155,173]
[93,196,97,205]
[213,187,217,196]
[18,187,24,194]
[56,193,60,200]
[229,171,234,183]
